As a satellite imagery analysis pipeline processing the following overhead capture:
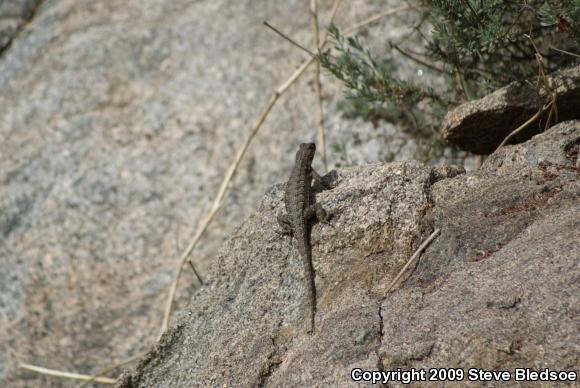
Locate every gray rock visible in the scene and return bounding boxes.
[442,65,580,155]
[119,123,579,387]
[0,0,40,52]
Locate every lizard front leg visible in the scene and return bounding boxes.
[305,203,328,223]
[277,213,293,235]
[310,168,330,190]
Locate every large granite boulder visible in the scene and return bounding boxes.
[119,121,579,387]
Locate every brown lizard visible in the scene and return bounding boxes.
[278,143,328,334]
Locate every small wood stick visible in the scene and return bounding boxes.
[188,259,204,285]
[19,363,116,385]
[385,228,440,293]
[263,21,316,57]
[310,0,328,173]
[75,350,150,388]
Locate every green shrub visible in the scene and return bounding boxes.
[318,0,580,160]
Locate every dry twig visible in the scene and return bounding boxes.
[343,6,413,35]
[496,104,547,149]
[188,259,204,285]
[390,42,444,73]
[549,45,580,59]
[496,34,558,150]
[76,350,150,388]
[311,0,328,173]
[384,228,441,293]
[19,363,116,385]
[263,22,316,57]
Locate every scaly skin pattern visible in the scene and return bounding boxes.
[279,143,326,334]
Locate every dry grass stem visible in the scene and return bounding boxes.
[310,0,328,173]
[528,34,558,126]
[160,0,343,338]
[475,154,483,169]
[343,6,413,35]
[263,21,315,57]
[19,363,116,385]
[549,45,580,58]
[390,42,444,73]
[76,350,150,388]
[188,259,204,285]
[497,34,557,151]
[496,104,546,149]
[385,228,441,293]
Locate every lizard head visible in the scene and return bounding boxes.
[296,143,316,163]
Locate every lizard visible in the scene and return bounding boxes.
[278,143,329,334]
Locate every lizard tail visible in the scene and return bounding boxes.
[304,253,317,335]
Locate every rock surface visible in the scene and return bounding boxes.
[119,122,579,387]
[442,65,580,155]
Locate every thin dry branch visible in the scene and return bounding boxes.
[497,34,558,151]
[390,42,444,73]
[496,104,547,149]
[188,259,204,285]
[475,154,483,169]
[263,21,315,57]
[311,0,328,173]
[384,228,441,293]
[76,350,150,388]
[549,45,580,58]
[19,363,117,385]
[343,6,414,35]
